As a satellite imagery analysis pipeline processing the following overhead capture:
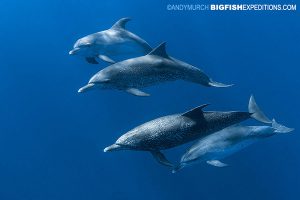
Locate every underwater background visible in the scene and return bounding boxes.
[0,0,299,199]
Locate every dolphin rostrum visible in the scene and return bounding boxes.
[104,95,271,167]
[78,42,232,96]
[172,120,293,173]
[69,18,152,64]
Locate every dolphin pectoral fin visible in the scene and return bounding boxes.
[85,57,99,64]
[126,88,150,97]
[208,79,233,88]
[207,160,228,168]
[150,151,174,168]
[98,55,116,64]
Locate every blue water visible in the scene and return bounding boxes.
[0,0,299,199]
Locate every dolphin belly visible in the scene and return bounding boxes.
[205,139,256,162]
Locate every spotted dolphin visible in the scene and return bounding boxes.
[104,95,271,167]
[172,120,293,173]
[78,42,232,96]
[69,18,152,64]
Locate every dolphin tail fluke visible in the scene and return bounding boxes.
[208,79,233,88]
[98,55,116,64]
[104,144,123,152]
[248,95,272,124]
[150,151,174,168]
[207,160,228,167]
[272,119,294,133]
[126,88,150,97]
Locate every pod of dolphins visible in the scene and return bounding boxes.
[70,18,294,173]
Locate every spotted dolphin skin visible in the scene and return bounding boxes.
[78,42,232,96]
[172,120,293,173]
[104,95,271,167]
[69,18,152,64]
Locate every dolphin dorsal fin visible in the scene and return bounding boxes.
[148,42,169,58]
[111,17,131,29]
[182,104,210,118]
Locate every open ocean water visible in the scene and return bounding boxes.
[0,0,299,200]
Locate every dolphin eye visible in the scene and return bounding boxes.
[83,43,92,47]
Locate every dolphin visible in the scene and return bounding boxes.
[78,42,232,96]
[172,120,293,173]
[69,17,152,64]
[104,95,271,167]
